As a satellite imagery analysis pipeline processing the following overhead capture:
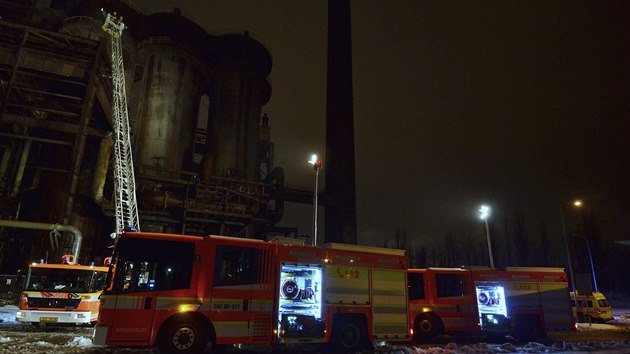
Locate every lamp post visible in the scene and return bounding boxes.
[308,154,322,247]
[573,233,598,293]
[561,199,582,309]
[479,205,494,269]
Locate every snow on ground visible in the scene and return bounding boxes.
[1,302,630,353]
[0,304,17,323]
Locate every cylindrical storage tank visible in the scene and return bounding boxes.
[134,10,209,178]
[204,34,272,181]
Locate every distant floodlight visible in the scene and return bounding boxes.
[479,205,491,220]
[308,154,319,166]
[308,154,322,247]
[573,200,583,208]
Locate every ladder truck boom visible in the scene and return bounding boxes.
[102,11,140,235]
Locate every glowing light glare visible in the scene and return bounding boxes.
[479,205,491,220]
[308,154,319,166]
[573,200,583,208]
[178,303,200,313]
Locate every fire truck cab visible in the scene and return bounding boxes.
[16,255,109,325]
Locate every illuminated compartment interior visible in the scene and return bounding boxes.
[278,264,324,339]
[475,282,508,330]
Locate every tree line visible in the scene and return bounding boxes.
[386,206,630,296]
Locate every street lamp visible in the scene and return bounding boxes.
[573,233,599,293]
[561,199,582,309]
[479,204,494,269]
[566,199,599,293]
[308,154,322,247]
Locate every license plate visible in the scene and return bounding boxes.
[40,317,58,322]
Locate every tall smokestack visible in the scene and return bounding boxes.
[325,0,357,245]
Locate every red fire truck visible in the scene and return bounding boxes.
[93,232,409,353]
[16,255,109,325]
[408,266,575,342]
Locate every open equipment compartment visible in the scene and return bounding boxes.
[278,263,324,340]
[475,282,508,330]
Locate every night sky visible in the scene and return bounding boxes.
[138,1,630,251]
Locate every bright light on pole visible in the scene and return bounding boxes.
[561,199,582,310]
[479,204,494,269]
[308,154,322,247]
[567,200,598,292]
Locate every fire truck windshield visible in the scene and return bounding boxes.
[109,237,195,294]
[24,268,107,293]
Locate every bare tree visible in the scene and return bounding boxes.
[537,218,551,266]
[502,213,514,266]
[512,204,529,266]
[414,245,428,268]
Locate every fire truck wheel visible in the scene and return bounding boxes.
[414,314,442,341]
[158,316,209,354]
[514,315,543,342]
[332,316,367,351]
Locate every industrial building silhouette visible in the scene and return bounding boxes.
[0,0,358,272]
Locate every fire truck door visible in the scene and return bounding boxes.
[108,292,156,342]
[433,272,477,331]
[211,245,272,344]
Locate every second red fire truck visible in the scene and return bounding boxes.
[93,232,410,353]
[407,266,575,342]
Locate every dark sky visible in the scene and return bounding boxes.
[139,1,630,249]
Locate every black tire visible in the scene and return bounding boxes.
[333,317,367,352]
[158,316,209,354]
[514,316,543,342]
[414,314,441,341]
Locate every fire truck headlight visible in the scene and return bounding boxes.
[178,304,200,313]
[16,311,25,318]
[422,307,432,313]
